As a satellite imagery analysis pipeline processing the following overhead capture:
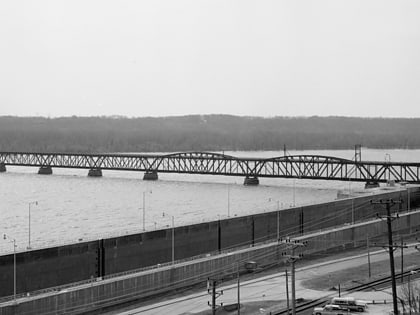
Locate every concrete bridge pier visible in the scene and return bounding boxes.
[365,180,380,189]
[0,163,6,172]
[143,171,158,181]
[38,166,53,175]
[88,168,103,177]
[244,176,259,186]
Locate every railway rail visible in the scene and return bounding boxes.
[273,267,420,314]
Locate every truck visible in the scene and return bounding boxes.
[331,297,367,312]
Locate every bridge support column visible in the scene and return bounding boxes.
[38,166,52,175]
[0,163,6,172]
[244,176,259,186]
[88,168,103,177]
[365,180,380,189]
[143,171,158,181]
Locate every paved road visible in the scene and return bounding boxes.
[106,246,419,315]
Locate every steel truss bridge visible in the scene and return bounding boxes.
[1,151,420,184]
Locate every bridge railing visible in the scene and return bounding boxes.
[2,151,420,183]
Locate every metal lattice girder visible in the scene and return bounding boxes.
[1,151,420,183]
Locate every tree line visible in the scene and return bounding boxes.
[0,115,419,153]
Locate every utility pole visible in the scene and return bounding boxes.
[277,201,280,242]
[401,237,405,284]
[207,278,223,315]
[407,187,411,212]
[237,263,240,315]
[281,237,307,315]
[285,269,290,315]
[291,250,297,315]
[212,280,216,315]
[371,198,402,315]
[367,235,371,278]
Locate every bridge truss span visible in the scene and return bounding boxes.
[1,151,420,183]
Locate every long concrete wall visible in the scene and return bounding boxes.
[1,207,419,315]
[0,187,418,298]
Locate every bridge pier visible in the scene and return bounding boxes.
[0,163,6,172]
[365,180,380,189]
[244,176,259,186]
[38,166,53,175]
[88,168,103,177]
[143,171,158,181]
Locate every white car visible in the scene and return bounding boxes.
[313,304,349,315]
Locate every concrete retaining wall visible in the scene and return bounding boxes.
[1,209,419,315]
[0,187,418,298]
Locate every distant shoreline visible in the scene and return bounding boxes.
[1,115,420,153]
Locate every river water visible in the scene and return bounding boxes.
[0,148,419,253]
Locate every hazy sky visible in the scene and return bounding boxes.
[1,0,419,118]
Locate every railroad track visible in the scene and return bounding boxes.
[272,267,420,315]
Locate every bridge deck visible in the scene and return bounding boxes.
[1,151,420,183]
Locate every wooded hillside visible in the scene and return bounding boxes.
[0,115,418,153]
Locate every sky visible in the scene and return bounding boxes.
[1,0,420,118]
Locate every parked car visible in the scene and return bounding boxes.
[313,304,349,315]
[331,297,367,312]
